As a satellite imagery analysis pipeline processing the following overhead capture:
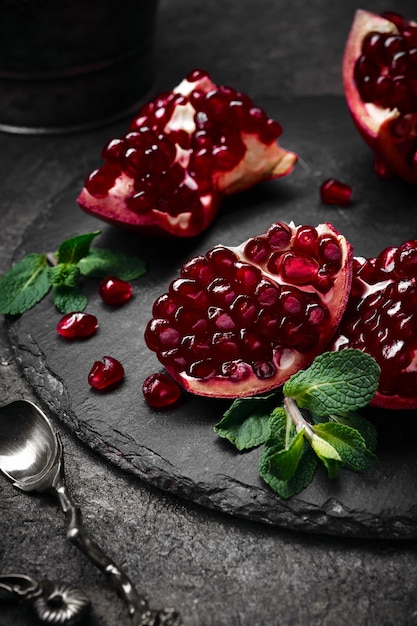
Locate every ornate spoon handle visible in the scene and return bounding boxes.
[0,573,91,625]
[54,479,149,616]
[54,477,182,625]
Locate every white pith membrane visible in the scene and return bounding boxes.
[147,222,352,398]
[77,72,297,237]
[343,9,417,184]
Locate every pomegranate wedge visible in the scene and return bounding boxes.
[77,69,297,238]
[343,9,417,184]
[145,222,353,398]
[332,239,417,409]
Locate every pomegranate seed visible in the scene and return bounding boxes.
[142,372,181,408]
[320,179,352,206]
[56,312,98,339]
[99,276,133,305]
[88,356,124,390]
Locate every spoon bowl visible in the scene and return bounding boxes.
[0,399,182,625]
[0,399,61,490]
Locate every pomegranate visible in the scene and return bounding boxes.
[145,221,352,398]
[77,69,297,238]
[331,239,417,409]
[343,9,417,184]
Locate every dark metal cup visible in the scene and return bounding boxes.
[0,0,159,134]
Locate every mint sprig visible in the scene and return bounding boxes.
[0,231,146,315]
[215,349,380,499]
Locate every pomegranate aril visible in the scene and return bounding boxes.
[320,179,352,206]
[282,253,319,285]
[88,356,124,390]
[56,312,98,339]
[142,372,181,408]
[99,276,133,305]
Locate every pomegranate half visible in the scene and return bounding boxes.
[331,239,417,409]
[343,9,417,184]
[145,221,353,398]
[77,70,297,238]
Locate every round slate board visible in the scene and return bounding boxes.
[6,96,417,540]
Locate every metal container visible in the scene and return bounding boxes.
[0,0,159,134]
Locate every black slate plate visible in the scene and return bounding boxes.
[6,96,417,539]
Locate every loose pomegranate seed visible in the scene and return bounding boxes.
[99,276,133,305]
[142,372,181,408]
[88,356,124,390]
[320,179,352,206]
[56,312,98,339]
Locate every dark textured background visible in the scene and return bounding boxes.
[1,1,417,625]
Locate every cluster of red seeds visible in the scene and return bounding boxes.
[145,223,343,383]
[354,12,417,113]
[335,240,417,398]
[84,69,283,223]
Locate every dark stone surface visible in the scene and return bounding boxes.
[5,95,417,541]
[1,1,417,625]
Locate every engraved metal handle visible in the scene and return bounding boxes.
[0,573,91,625]
[54,478,149,618]
[51,437,182,625]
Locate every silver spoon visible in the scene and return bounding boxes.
[0,399,182,626]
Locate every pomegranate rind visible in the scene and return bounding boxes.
[146,222,353,398]
[77,175,222,238]
[77,71,297,238]
[331,249,417,410]
[343,9,417,185]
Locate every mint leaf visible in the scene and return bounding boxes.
[312,411,378,452]
[283,349,380,416]
[259,437,318,499]
[52,285,87,313]
[0,253,50,315]
[48,263,81,288]
[78,248,147,281]
[214,393,278,451]
[312,422,377,472]
[267,430,306,482]
[57,231,101,264]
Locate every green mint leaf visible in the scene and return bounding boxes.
[312,422,377,472]
[214,393,278,451]
[0,253,50,315]
[47,263,81,288]
[259,437,318,499]
[78,248,147,281]
[283,349,380,416]
[267,430,305,482]
[310,431,342,479]
[313,411,378,452]
[52,285,87,313]
[57,231,101,264]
